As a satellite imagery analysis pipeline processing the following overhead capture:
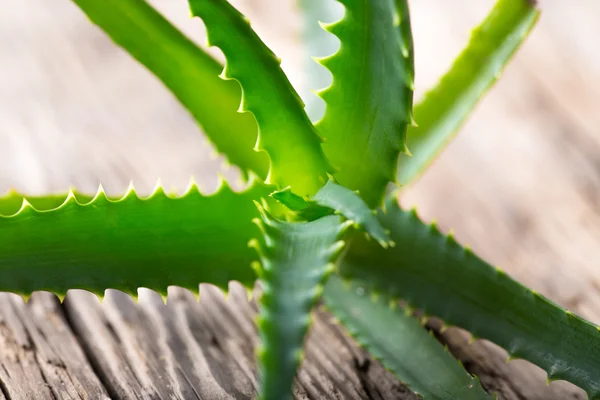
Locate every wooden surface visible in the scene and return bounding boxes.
[1,0,600,398]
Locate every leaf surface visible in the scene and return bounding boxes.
[72,0,268,178]
[316,0,414,207]
[189,0,332,196]
[0,179,271,297]
[295,0,341,121]
[271,181,391,246]
[340,196,600,398]
[397,0,539,186]
[324,276,491,399]
[312,181,391,246]
[252,209,348,400]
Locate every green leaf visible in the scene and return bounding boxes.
[188,0,332,196]
[271,181,391,246]
[270,187,314,213]
[295,0,340,121]
[323,276,491,399]
[252,208,349,400]
[340,196,600,398]
[315,0,414,207]
[269,187,332,222]
[0,190,93,216]
[313,181,392,247]
[0,178,272,297]
[72,0,268,179]
[397,0,539,186]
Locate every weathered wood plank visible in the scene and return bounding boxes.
[0,284,588,400]
[0,292,109,400]
[203,285,416,400]
[64,290,195,400]
[425,318,587,399]
[2,0,600,398]
[63,284,414,400]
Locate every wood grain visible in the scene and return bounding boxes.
[1,0,599,398]
[62,285,414,400]
[0,293,108,399]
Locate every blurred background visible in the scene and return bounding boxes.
[2,0,600,385]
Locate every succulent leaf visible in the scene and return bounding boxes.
[315,0,414,207]
[340,196,600,398]
[0,178,271,297]
[188,0,332,196]
[272,181,391,246]
[323,275,492,399]
[269,187,332,221]
[72,0,268,179]
[397,0,539,186]
[295,0,341,121]
[312,181,392,247]
[253,207,349,400]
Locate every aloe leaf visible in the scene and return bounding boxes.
[269,187,332,222]
[251,207,349,400]
[313,181,392,247]
[270,187,314,214]
[295,0,340,121]
[315,0,414,207]
[0,190,93,215]
[188,0,332,196]
[340,196,600,398]
[72,0,268,179]
[323,276,491,399]
[0,178,272,297]
[271,181,391,246]
[397,0,539,186]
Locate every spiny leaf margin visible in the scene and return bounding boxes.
[251,205,350,400]
[315,0,414,207]
[0,177,271,297]
[323,275,492,399]
[397,0,539,186]
[340,196,600,398]
[72,0,268,179]
[188,0,332,196]
[295,0,341,122]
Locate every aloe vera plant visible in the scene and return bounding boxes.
[4,0,599,398]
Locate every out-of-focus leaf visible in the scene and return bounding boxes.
[397,0,539,185]
[73,0,268,178]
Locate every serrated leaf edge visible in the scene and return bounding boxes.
[323,276,492,399]
[313,0,414,207]
[0,173,269,218]
[354,198,600,399]
[251,204,351,400]
[189,0,332,196]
